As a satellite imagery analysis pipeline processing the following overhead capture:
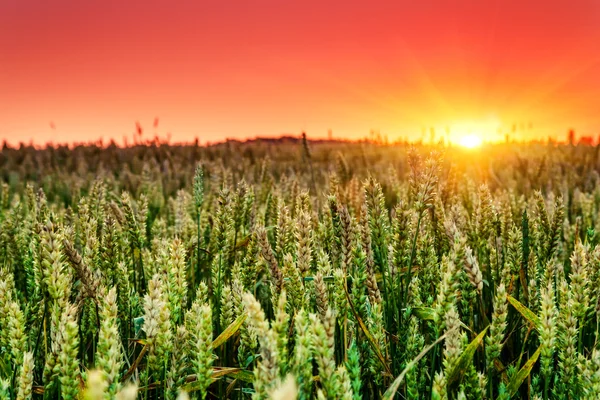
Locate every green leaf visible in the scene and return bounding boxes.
[412,306,435,321]
[243,354,260,368]
[212,313,246,350]
[212,367,254,382]
[182,368,254,392]
[446,326,489,386]
[412,309,471,331]
[507,346,541,398]
[344,282,392,377]
[507,295,540,329]
[134,316,145,336]
[382,329,455,400]
[284,276,334,282]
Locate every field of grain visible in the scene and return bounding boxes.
[1,140,600,399]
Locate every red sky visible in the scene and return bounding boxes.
[2,0,600,145]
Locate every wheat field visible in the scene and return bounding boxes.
[1,140,600,399]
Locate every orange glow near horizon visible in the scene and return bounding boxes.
[446,118,501,146]
[2,1,600,146]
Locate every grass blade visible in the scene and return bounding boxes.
[507,295,540,329]
[211,313,247,350]
[412,306,435,321]
[344,281,392,377]
[182,368,254,392]
[507,345,541,398]
[446,326,489,386]
[121,344,148,382]
[382,329,455,400]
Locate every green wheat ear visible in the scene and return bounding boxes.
[57,304,81,400]
[16,351,34,400]
[189,304,213,400]
[6,141,600,399]
[194,164,205,210]
[243,291,280,399]
[96,287,123,397]
[0,379,11,400]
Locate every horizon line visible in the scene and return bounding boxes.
[0,133,591,151]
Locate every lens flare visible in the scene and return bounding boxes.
[459,134,482,149]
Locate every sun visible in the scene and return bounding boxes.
[459,134,483,149]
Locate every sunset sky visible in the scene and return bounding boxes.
[2,0,600,145]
